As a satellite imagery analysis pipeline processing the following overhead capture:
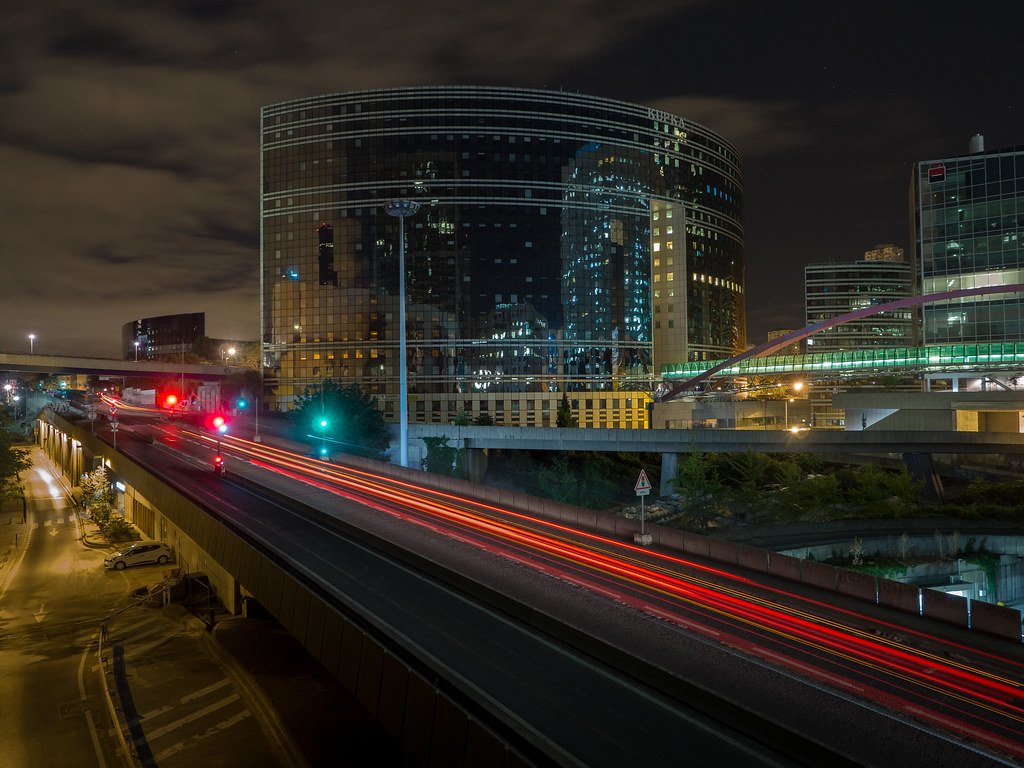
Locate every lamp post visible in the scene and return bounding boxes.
[384,199,421,468]
[28,334,35,355]
[134,341,139,362]
[787,381,805,430]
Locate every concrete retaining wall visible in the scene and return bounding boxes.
[921,589,969,628]
[736,544,769,574]
[707,537,737,565]
[877,579,920,613]
[768,553,802,582]
[801,560,838,591]
[969,601,1023,642]
[836,570,877,602]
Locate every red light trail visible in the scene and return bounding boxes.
[171,427,1024,762]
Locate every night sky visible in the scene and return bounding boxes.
[2,0,1021,359]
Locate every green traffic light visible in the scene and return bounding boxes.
[238,399,246,409]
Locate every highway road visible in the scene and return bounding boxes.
[97,407,1024,767]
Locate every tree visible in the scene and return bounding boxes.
[422,436,464,478]
[290,381,389,459]
[80,467,114,514]
[0,419,31,502]
[723,449,772,503]
[536,454,580,504]
[556,393,578,427]
[473,413,494,426]
[746,376,788,402]
[674,446,725,529]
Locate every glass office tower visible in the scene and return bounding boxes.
[260,87,745,426]
[911,137,1024,345]
[804,246,914,354]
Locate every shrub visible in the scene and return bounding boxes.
[101,516,138,543]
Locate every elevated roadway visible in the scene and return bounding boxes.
[409,423,1024,455]
[0,351,247,380]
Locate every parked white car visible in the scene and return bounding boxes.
[104,542,173,570]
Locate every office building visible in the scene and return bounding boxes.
[123,313,205,360]
[804,245,914,354]
[260,87,745,427]
[802,246,914,428]
[911,136,1024,345]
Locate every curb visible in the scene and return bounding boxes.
[203,620,311,768]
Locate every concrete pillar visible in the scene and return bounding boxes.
[902,452,945,504]
[660,452,679,496]
[464,447,488,483]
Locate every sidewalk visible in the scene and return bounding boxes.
[23,437,403,766]
[83,493,401,767]
[97,595,400,767]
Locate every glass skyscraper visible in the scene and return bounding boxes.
[911,137,1024,345]
[260,87,744,426]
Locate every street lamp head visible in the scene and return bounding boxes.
[383,200,421,218]
[793,381,804,392]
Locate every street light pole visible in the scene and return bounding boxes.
[384,199,421,468]
[28,334,35,355]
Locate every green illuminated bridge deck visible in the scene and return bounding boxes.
[662,342,1024,380]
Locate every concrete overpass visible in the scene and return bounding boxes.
[405,423,1024,494]
[0,351,248,380]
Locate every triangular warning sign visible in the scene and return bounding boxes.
[634,470,651,492]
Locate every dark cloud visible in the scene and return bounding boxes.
[1,0,1022,358]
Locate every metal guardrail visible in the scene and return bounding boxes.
[97,586,168,768]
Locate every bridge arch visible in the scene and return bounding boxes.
[662,283,1024,400]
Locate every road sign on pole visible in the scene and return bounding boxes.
[634,470,652,546]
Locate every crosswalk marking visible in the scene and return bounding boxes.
[181,678,232,704]
[121,631,182,663]
[143,693,241,741]
[153,710,252,763]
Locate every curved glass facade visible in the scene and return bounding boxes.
[260,86,744,422]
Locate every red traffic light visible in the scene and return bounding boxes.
[208,414,228,432]
[214,455,223,465]
[165,394,178,408]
